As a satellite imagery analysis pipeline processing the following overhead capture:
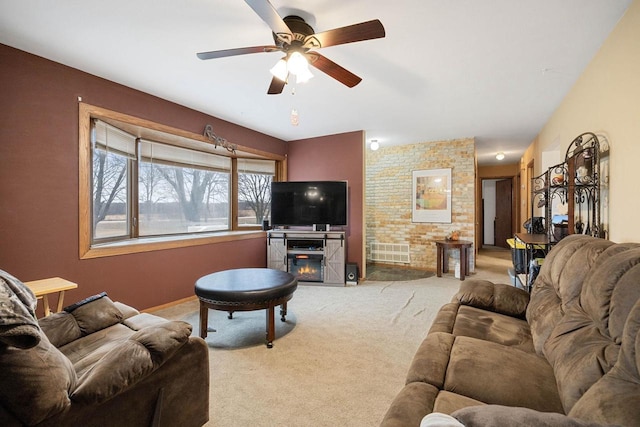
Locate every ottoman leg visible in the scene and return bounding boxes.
[266,305,275,348]
[199,301,209,339]
[280,302,287,321]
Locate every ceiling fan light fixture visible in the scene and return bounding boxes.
[496,152,505,161]
[295,66,314,84]
[287,51,309,76]
[270,58,288,82]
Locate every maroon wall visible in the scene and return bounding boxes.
[0,44,287,313]
[288,131,364,272]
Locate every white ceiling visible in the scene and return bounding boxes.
[0,0,632,165]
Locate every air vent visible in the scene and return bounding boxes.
[369,242,410,264]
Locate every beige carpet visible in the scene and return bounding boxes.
[152,248,512,427]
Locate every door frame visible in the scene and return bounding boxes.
[477,175,519,250]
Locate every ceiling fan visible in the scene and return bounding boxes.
[196,0,386,94]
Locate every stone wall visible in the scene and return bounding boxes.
[365,138,476,271]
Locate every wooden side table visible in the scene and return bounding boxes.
[24,277,78,316]
[434,240,473,281]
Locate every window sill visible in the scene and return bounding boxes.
[80,230,266,259]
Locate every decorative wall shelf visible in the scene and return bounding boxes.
[531,132,608,243]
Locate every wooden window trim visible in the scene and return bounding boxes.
[79,102,283,259]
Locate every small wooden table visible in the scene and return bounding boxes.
[434,240,473,281]
[195,268,297,348]
[24,277,78,316]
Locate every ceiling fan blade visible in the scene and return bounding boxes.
[267,76,286,95]
[245,0,292,43]
[307,53,362,88]
[304,19,385,49]
[197,46,278,60]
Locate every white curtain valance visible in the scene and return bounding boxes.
[139,139,231,171]
[237,158,276,175]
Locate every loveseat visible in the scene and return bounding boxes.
[381,234,640,426]
[0,271,209,427]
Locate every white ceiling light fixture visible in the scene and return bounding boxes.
[294,65,314,84]
[496,152,505,160]
[370,140,380,151]
[269,58,288,81]
[270,51,314,84]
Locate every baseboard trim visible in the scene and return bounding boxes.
[143,295,198,313]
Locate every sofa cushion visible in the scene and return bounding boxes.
[113,301,141,319]
[41,300,144,348]
[68,294,124,335]
[407,332,563,413]
[71,320,192,404]
[527,235,615,355]
[39,311,83,347]
[580,246,640,344]
[451,305,533,353]
[60,323,134,370]
[544,246,640,412]
[568,299,640,426]
[443,336,563,413]
[454,280,529,319]
[0,331,77,425]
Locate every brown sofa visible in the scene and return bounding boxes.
[381,235,640,426]
[0,271,209,427]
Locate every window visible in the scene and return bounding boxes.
[91,120,233,243]
[92,121,134,240]
[237,159,275,227]
[79,103,284,259]
[138,140,231,236]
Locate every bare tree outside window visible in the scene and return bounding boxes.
[92,149,128,239]
[85,113,282,255]
[139,162,230,235]
[238,172,272,225]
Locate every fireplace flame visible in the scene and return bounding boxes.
[297,265,317,275]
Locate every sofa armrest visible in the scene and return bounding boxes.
[70,320,192,404]
[453,280,530,319]
[452,405,606,427]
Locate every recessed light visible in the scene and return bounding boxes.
[496,152,505,160]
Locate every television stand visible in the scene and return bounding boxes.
[266,230,346,286]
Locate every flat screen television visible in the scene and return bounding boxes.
[270,181,348,227]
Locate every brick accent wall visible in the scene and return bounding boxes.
[365,138,476,271]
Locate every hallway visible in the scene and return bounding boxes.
[476,245,512,282]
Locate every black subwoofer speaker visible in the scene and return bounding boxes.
[346,263,358,285]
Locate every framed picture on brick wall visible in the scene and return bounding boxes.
[412,168,452,223]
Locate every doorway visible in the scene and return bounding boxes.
[481,178,514,249]
[494,179,512,248]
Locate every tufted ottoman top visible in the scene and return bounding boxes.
[195,268,297,304]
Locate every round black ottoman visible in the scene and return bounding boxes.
[195,268,297,348]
